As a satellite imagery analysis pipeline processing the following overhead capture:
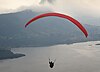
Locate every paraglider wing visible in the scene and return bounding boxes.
[25,13,88,37]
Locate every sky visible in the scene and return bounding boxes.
[0,0,100,26]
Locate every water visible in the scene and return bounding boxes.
[0,41,100,72]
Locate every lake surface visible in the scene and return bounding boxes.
[0,41,100,72]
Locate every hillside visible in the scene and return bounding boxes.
[0,10,100,48]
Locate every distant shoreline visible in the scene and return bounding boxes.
[12,41,100,48]
[0,50,25,60]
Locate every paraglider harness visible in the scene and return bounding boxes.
[49,59,56,68]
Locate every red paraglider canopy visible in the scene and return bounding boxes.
[25,13,88,37]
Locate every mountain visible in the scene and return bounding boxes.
[0,10,100,48]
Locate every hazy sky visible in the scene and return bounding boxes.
[0,0,100,25]
[0,0,100,15]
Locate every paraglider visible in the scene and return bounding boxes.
[25,12,88,37]
[49,58,56,68]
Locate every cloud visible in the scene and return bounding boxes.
[0,0,54,14]
[50,0,100,17]
[0,0,40,14]
[0,0,100,17]
[50,0,100,25]
[0,0,100,25]
[39,0,56,4]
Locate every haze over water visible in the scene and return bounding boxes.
[0,41,100,72]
